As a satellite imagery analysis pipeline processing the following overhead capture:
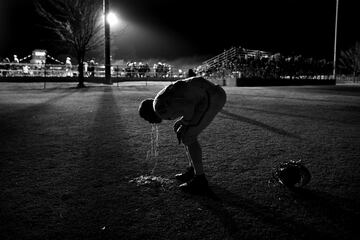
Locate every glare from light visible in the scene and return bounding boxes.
[107,12,119,26]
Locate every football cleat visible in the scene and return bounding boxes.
[175,166,195,182]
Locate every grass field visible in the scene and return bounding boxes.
[0,81,360,240]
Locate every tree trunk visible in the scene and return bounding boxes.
[77,53,85,88]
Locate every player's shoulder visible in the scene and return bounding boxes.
[186,76,207,82]
[170,76,205,86]
[173,79,188,88]
[164,80,188,94]
[156,78,205,99]
[155,81,179,100]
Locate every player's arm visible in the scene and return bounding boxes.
[171,98,194,144]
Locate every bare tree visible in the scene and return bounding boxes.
[339,42,360,78]
[36,0,103,88]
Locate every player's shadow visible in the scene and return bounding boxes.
[287,188,360,234]
[188,187,239,238]
[192,185,357,240]
[219,109,302,140]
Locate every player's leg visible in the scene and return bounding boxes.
[178,86,226,192]
[186,140,204,175]
[179,138,208,192]
[175,144,195,182]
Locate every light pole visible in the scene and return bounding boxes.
[104,0,111,84]
[333,0,339,80]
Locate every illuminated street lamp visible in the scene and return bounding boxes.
[107,12,119,26]
[333,0,339,80]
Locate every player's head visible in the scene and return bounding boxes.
[139,98,162,124]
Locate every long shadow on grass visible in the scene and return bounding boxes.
[194,186,344,240]
[219,109,302,140]
[0,89,78,140]
[189,189,239,238]
[231,86,360,103]
[225,105,358,125]
[62,87,138,238]
[289,188,360,238]
[80,86,136,182]
[294,85,360,97]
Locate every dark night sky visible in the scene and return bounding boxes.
[0,0,359,64]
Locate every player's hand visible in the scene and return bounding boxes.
[176,124,188,145]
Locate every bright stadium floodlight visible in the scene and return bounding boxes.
[333,0,339,81]
[107,12,119,26]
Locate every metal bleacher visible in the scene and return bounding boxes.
[200,46,272,71]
